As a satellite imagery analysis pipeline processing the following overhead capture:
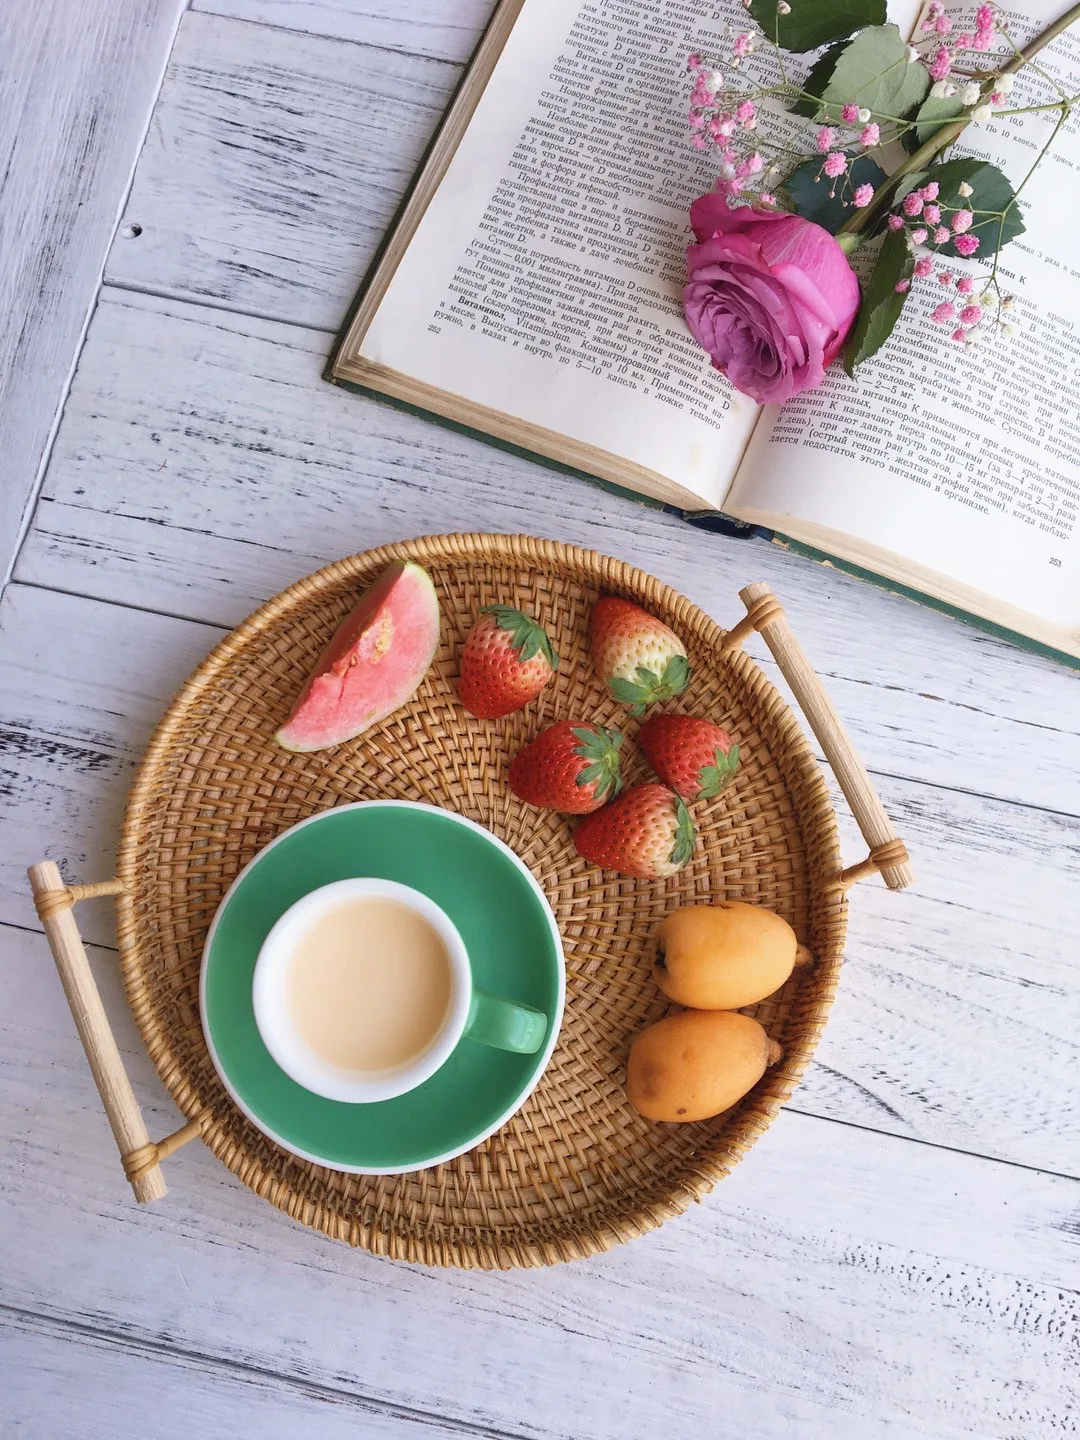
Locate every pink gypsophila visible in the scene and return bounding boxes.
[895,279,911,292]
[933,226,951,244]
[935,14,953,33]
[903,192,924,216]
[960,304,984,323]
[823,151,847,177]
[956,276,974,293]
[841,102,859,122]
[887,214,905,230]
[817,126,835,152]
[911,227,929,244]
[952,209,974,232]
[932,302,956,322]
[951,328,967,340]
[929,47,953,81]
[955,234,980,255]
[736,99,756,124]
[860,122,880,147]
[914,256,934,278]
[923,204,941,224]
[976,4,995,29]
[920,181,940,200]
[853,183,875,207]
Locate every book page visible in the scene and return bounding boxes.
[729,0,1080,633]
[358,0,767,507]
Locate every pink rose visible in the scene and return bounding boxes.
[683,194,861,404]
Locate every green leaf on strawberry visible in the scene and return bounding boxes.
[483,605,558,669]
[608,654,691,714]
[698,743,740,799]
[571,725,623,805]
[670,797,696,869]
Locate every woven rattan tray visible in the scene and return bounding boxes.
[30,533,912,1269]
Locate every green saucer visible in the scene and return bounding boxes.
[200,802,565,1174]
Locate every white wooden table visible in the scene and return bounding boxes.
[2,3,1079,1435]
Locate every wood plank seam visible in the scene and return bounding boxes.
[2,0,191,592]
[0,1302,531,1440]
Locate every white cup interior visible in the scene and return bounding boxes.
[252,878,471,1103]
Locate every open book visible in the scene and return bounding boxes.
[329,0,1080,665]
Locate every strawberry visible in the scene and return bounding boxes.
[639,714,740,801]
[574,783,696,880]
[509,721,623,815]
[590,597,690,714]
[458,605,557,718]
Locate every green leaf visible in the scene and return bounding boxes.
[483,605,557,669]
[608,676,649,710]
[804,25,930,125]
[749,0,885,53]
[843,227,914,374]
[698,743,741,799]
[782,152,887,235]
[660,654,691,697]
[572,724,623,803]
[669,797,696,870]
[607,656,689,713]
[791,43,846,117]
[909,93,966,149]
[926,157,1025,258]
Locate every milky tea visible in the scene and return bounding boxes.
[287,898,453,1073]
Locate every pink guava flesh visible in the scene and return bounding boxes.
[275,561,440,751]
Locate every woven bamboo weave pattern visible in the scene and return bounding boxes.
[116,533,846,1268]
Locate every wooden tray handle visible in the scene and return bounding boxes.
[27,860,205,1203]
[724,584,914,892]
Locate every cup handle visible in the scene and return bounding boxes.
[465,991,548,1055]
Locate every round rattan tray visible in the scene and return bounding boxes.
[31,533,913,1268]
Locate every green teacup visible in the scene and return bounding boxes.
[201,802,565,1174]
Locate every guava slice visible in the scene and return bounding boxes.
[275,561,440,751]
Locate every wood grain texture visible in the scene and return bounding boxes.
[2,581,1078,1175]
[3,919,1079,1440]
[0,0,187,581]
[2,1312,476,1440]
[195,0,493,61]
[16,289,1080,816]
[104,13,461,330]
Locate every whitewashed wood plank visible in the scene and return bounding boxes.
[103,13,460,331]
[2,1312,476,1440]
[17,289,1080,816]
[0,0,187,580]
[3,917,1078,1440]
[194,0,493,62]
[2,582,1079,1174]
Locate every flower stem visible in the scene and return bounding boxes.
[836,0,1080,242]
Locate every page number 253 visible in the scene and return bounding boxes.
[1050,557,1062,567]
